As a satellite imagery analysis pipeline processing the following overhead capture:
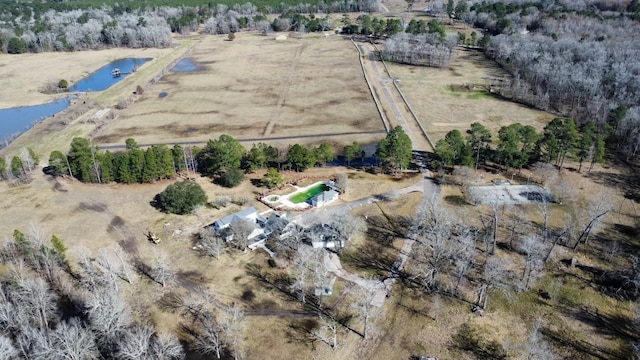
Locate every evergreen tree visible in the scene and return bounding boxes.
[497,124,522,171]
[343,142,361,166]
[376,126,413,174]
[589,134,605,172]
[156,180,207,215]
[27,148,39,166]
[97,151,114,183]
[286,144,316,172]
[466,122,492,171]
[115,152,135,184]
[435,129,469,166]
[68,137,94,182]
[262,168,284,188]
[142,147,159,183]
[128,148,146,183]
[222,168,245,187]
[0,157,6,179]
[171,144,187,173]
[577,120,596,173]
[244,144,266,172]
[158,145,174,179]
[10,156,24,176]
[48,150,70,177]
[197,134,245,176]
[314,143,333,166]
[261,143,279,167]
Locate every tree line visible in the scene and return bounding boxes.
[43,127,412,187]
[434,118,605,173]
[0,0,381,53]
[0,147,40,183]
[447,0,640,160]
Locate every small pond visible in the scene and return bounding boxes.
[0,96,75,145]
[171,58,202,73]
[69,58,151,92]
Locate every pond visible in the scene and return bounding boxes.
[69,58,151,92]
[0,96,75,146]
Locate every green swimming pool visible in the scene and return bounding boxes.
[289,183,331,204]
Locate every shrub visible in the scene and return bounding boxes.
[262,168,284,188]
[228,32,236,41]
[155,180,207,214]
[222,168,244,187]
[58,79,68,89]
[210,195,231,209]
[233,195,250,206]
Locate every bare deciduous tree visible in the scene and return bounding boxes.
[351,283,379,339]
[86,285,131,343]
[519,235,545,291]
[50,317,100,360]
[311,314,338,349]
[335,173,348,194]
[151,249,175,288]
[573,190,613,249]
[221,303,245,360]
[0,335,17,360]
[412,196,454,291]
[229,220,255,249]
[525,321,556,360]
[198,227,227,259]
[117,324,154,360]
[14,278,56,330]
[290,247,322,304]
[451,227,476,294]
[193,312,225,359]
[150,331,184,359]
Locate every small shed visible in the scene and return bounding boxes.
[310,189,339,207]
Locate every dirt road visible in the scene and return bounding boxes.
[354,40,435,153]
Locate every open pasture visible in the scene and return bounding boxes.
[0,46,178,108]
[387,48,554,141]
[92,33,384,149]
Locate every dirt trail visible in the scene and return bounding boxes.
[357,41,434,153]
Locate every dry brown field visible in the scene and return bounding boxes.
[387,48,555,142]
[90,32,384,150]
[0,44,186,108]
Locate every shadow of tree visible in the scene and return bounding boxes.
[341,243,397,277]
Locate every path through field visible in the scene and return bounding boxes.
[355,41,435,153]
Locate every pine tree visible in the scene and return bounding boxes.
[97,151,115,183]
[376,126,412,175]
[142,147,159,183]
[48,150,70,177]
[155,145,174,179]
[68,137,94,182]
[171,144,186,173]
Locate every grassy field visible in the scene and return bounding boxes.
[0,45,182,108]
[91,32,384,149]
[387,45,555,142]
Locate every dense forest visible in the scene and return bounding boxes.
[457,0,640,160]
[0,0,379,52]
